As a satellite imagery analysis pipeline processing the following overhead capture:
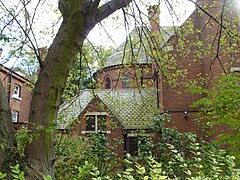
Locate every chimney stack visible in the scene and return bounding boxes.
[148,5,160,33]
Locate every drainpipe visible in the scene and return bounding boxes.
[8,72,12,103]
[123,132,127,158]
[155,74,160,108]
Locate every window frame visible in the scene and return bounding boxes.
[127,133,153,156]
[122,75,130,88]
[12,111,19,123]
[230,67,240,73]
[105,76,111,89]
[129,137,139,156]
[82,112,111,134]
[12,84,22,100]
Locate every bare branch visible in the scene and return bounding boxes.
[211,0,227,74]
[188,0,238,38]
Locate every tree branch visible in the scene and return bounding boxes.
[96,0,133,23]
[188,0,237,38]
[90,0,101,11]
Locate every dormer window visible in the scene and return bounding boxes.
[122,75,130,88]
[12,84,21,100]
[105,77,111,89]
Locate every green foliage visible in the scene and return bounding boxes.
[55,114,240,179]
[75,155,168,180]
[54,135,89,179]
[150,114,240,179]
[43,175,52,180]
[14,43,112,102]
[198,143,240,179]
[61,43,113,101]
[17,50,40,82]
[137,136,154,159]
[189,74,240,161]
[10,164,25,180]
[83,133,121,177]
[0,172,6,180]
[15,128,38,158]
[77,161,95,179]
[117,155,167,180]
[54,132,121,179]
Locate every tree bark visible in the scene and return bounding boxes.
[0,80,16,177]
[24,0,133,179]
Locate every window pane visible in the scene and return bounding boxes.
[14,84,21,98]
[122,76,130,88]
[97,115,106,131]
[129,137,138,156]
[86,115,95,131]
[105,77,111,89]
[12,111,19,122]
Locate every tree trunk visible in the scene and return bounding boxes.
[24,0,132,178]
[24,2,93,179]
[0,80,16,177]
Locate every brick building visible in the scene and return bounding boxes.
[58,0,240,156]
[0,65,32,130]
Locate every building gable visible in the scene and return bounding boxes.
[58,89,158,130]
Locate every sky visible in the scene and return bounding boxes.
[87,0,196,48]
[0,0,196,67]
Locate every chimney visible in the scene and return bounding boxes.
[148,5,160,33]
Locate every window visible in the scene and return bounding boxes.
[129,137,138,156]
[127,134,153,156]
[122,75,130,88]
[86,115,95,131]
[105,77,111,89]
[83,112,109,134]
[230,67,240,73]
[12,84,21,100]
[12,111,19,122]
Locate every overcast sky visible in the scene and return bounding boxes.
[1,0,196,67]
[87,0,196,48]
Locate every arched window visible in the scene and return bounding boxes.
[105,77,111,89]
[122,75,130,88]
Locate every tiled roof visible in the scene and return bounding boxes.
[57,89,158,130]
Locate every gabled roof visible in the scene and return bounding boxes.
[57,89,158,130]
[0,64,31,84]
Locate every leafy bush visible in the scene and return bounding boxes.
[15,127,37,158]
[10,164,25,180]
[0,164,25,180]
[0,172,6,180]
[54,132,121,179]
[54,134,90,179]
[188,74,240,162]
[150,114,240,179]
[54,113,240,179]
[117,155,167,180]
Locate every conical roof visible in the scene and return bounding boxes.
[103,26,175,68]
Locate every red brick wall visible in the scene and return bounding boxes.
[77,0,240,146]
[95,64,154,90]
[0,67,32,128]
[70,98,125,158]
[157,1,240,138]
